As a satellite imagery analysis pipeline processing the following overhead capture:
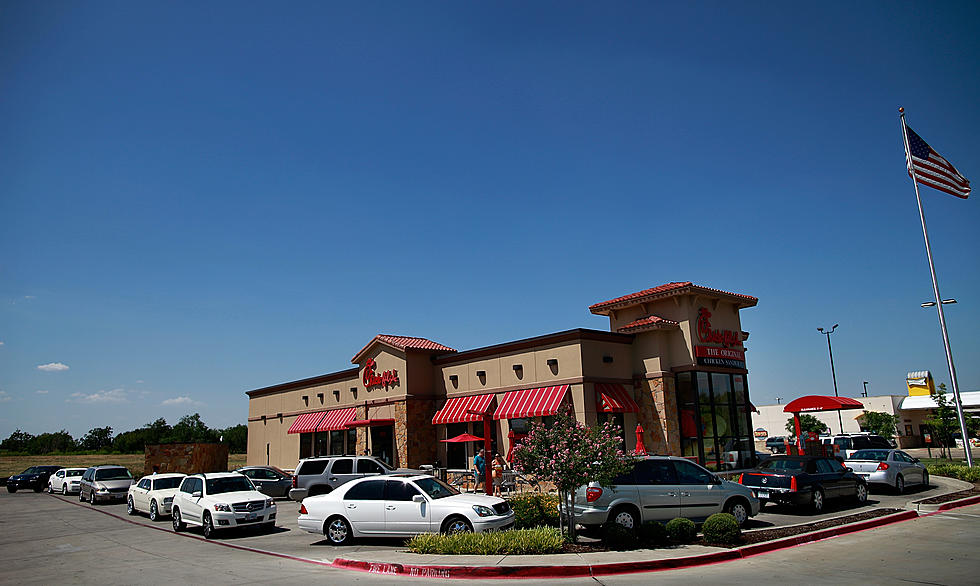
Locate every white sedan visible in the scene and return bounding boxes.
[127,473,186,521]
[298,474,515,545]
[48,468,86,495]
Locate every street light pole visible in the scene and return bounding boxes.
[818,324,844,435]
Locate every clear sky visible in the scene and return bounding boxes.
[1,2,978,439]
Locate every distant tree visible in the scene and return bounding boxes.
[219,424,248,453]
[0,429,36,452]
[113,418,173,453]
[165,414,218,444]
[785,414,828,437]
[27,430,76,454]
[925,384,959,459]
[859,411,900,440]
[80,426,114,451]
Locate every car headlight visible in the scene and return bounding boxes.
[472,505,495,517]
[213,503,232,512]
[97,485,109,493]
[265,499,275,508]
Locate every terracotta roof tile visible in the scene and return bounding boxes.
[590,282,757,314]
[617,315,680,334]
[352,334,456,363]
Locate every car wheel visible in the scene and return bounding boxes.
[855,482,868,504]
[47,484,53,493]
[62,484,68,496]
[149,500,159,522]
[172,508,186,532]
[724,499,749,526]
[922,471,930,487]
[811,488,825,513]
[325,516,353,545]
[443,516,474,535]
[89,490,97,505]
[78,489,84,501]
[127,496,136,515]
[895,475,905,495]
[202,512,215,539]
[7,486,16,493]
[608,506,639,532]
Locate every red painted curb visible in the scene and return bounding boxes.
[937,494,980,511]
[332,510,921,580]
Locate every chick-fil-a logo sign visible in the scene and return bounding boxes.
[363,358,399,390]
[696,308,742,348]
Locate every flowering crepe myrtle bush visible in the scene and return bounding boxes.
[510,409,634,540]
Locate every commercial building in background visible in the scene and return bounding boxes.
[752,370,980,449]
[246,281,758,471]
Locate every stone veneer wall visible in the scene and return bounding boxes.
[395,398,438,469]
[635,376,680,456]
[355,405,368,456]
[144,443,229,476]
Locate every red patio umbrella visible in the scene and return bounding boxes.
[441,433,486,443]
[634,424,647,455]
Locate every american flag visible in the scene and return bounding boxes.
[905,125,971,199]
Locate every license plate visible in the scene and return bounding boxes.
[757,490,770,499]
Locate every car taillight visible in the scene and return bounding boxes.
[586,487,602,502]
[292,475,297,488]
[790,476,798,492]
[736,473,744,484]
[876,462,889,471]
[299,504,308,514]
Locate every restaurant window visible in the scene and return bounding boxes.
[446,422,468,469]
[346,428,357,455]
[300,433,313,459]
[314,431,329,457]
[329,430,345,455]
[675,371,754,470]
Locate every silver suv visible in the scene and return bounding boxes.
[288,456,418,501]
[571,456,760,529]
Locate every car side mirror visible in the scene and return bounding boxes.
[712,475,723,485]
[192,491,202,498]
[412,494,426,503]
[912,458,920,463]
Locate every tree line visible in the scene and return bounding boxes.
[0,414,247,455]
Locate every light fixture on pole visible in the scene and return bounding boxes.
[921,299,956,308]
[817,324,845,435]
[862,381,869,398]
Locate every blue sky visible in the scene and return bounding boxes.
[2,2,978,439]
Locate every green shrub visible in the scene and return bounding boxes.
[406,527,564,555]
[665,517,697,543]
[507,494,560,529]
[702,513,741,544]
[640,521,668,545]
[602,522,636,549]
[927,463,980,483]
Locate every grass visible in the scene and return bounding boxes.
[1,453,247,478]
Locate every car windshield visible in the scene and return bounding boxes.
[21,467,39,474]
[95,468,133,481]
[66,470,84,477]
[758,459,806,472]
[153,477,183,490]
[413,477,459,500]
[850,450,890,461]
[206,476,255,495]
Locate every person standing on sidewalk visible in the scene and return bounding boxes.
[473,449,486,492]
[492,453,506,496]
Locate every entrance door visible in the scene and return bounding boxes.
[371,425,395,467]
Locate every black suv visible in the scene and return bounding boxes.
[6,466,62,493]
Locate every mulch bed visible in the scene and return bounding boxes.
[559,508,904,553]
[915,483,980,505]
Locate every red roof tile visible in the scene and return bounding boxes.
[590,282,758,314]
[352,334,456,363]
[617,315,680,333]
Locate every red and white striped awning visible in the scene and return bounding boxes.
[432,393,496,425]
[595,383,639,413]
[287,411,327,434]
[317,407,357,431]
[493,385,569,420]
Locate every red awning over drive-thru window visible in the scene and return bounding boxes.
[432,393,496,424]
[287,411,327,434]
[317,407,357,431]
[783,395,864,413]
[493,385,569,420]
[595,383,639,413]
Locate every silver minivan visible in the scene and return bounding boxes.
[571,456,760,529]
[79,465,135,504]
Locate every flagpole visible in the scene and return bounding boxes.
[900,107,974,467]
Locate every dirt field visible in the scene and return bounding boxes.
[1,453,247,478]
